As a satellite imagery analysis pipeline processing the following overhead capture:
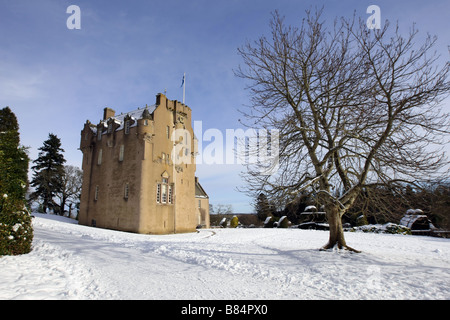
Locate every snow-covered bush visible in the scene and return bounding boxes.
[383,223,411,235]
[0,200,33,256]
[219,217,227,228]
[304,205,317,212]
[350,223,411,235]
[278,216,289,228]
[264,216,273,228]
[356,214,369,226]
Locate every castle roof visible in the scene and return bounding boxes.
[113,104,157,123]
[91,104,157,135]
[195,177,209,199]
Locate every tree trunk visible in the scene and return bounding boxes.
[322,206,360,252]
[60,195,67,216]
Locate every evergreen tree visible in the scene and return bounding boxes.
[31,133,66,213]
[0,107,29,205]
[255,193,272,222]
[0,106,33,256]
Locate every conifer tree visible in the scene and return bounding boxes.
[31,133,66,213]
[255,193,272,222]
[0,106,33,256]
[0,107,29,204]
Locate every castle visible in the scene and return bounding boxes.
[78,93,209,234]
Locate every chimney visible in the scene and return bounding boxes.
[103,107,115,120]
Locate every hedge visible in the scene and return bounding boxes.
[0,200,34,256]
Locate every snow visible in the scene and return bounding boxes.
[1,213,449,300]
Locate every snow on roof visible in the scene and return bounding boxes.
[113,105,157,123]
[400,215,426,228]
[406,208,424,215]
[100,105,157,134]
[399,214,436,230]
[195,178,209,198]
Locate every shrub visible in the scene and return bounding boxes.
[264,216,273,228]
[356,214,369,226]
[383,223,412,235]
[0,198,34,256]
[219,217,227,228]
[230,216,239,228]
[350,223,411,235]
[278,216,289,228]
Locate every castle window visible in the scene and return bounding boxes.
[161,177,168,203]
[97,149,103,165]
[107,123,113,134]
[125,120,131,134]
[157,178,172,204]
[97,129,102,141]
[94,186,99,201]
[124,183,129,199]
[168,185,173,204]
[156,184,161,203]
[119,145,124,162]
[161,184,167,203]
[166,126,170,139]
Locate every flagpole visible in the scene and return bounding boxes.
[182,72,186,104]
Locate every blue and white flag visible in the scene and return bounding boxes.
[180,74,185,88]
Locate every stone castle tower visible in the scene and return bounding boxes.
[78,93,209,234]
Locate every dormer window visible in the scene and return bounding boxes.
[125,120,131,134]
[107,123,113,134]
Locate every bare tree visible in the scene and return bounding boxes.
[56,165,83,217]
[214,204,234,215]
[236,9,450,251]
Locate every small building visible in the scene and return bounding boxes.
[400,211,436,235]
[195,177,210,228]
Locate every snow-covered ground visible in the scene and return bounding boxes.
[1,213,449,300]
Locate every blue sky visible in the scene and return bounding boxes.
[1,0,449,213]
